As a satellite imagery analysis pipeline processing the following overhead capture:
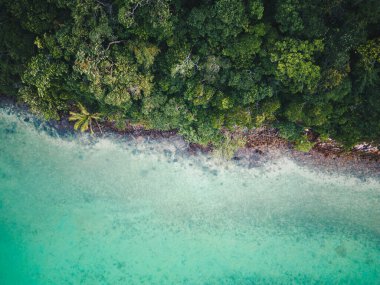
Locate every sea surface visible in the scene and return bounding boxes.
[0,106,379,284]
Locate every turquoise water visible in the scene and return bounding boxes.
[0,107,379,285]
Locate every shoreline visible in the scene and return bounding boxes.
[1,96,379,178]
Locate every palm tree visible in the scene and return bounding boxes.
[69,103,102,134]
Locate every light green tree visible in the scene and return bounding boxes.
[69,103,102,134]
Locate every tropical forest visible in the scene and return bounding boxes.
[1,0,379,150]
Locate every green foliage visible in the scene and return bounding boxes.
[275,0,304,35]
[247,0,264,20]
[252,99,281,127]
[276,122,315,152]
[19,55,68,119]
[357,38,380,71]
[270,38,324,93]
[1,0,380,149]
[294,135,315,152]
[69,103,102,134]
[184,83,215,107]
[276,122,303,141]
[214,132,247,159]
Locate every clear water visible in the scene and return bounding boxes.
[0,107,379,285]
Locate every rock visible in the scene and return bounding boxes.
[172,137,187,150]
[163,149,172,158]
[135,136,144,143]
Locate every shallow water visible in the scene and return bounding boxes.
[0,107,379,285]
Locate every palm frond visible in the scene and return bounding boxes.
[69,103,102,134]
[80,118,90,133]
[77,103,89,115]
[69,112,83,121]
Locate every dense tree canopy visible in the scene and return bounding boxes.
[1,0,379,149]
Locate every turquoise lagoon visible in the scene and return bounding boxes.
[0,106,379,284]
